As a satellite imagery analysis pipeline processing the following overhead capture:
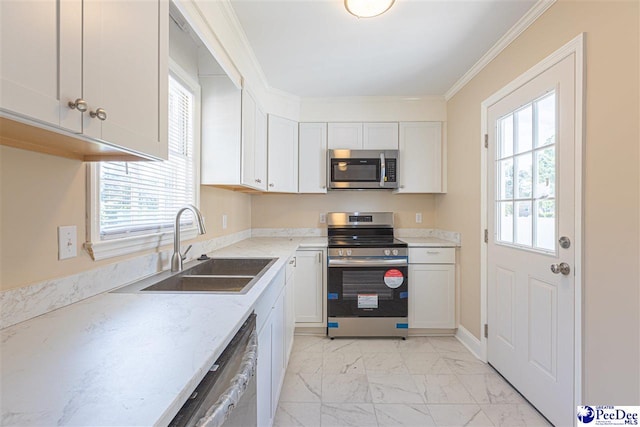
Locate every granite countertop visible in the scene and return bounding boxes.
[398,237,459,247]
[0,237,324,427]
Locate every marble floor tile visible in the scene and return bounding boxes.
[323,352,365,375]
[396,336,437,353]
[458,373,526,404]
[367,373,424,404]
[321,373,372,403]
[427,404,495,426]
[362,352,409,374]
[322,338,361,355]
[293,335,326,353]
[374,403,436,427]
[429,336,468,353]
[279,372,322,403]
[441,352,497,375]
[413,374,476,404]
[320,403,378,427]
[288,352,324,374]
[401,352,453,374]
[274,402,321,427]
[481,404,551,426]
[356,338,402,353]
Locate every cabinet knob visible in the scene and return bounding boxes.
[68,98,88,112]
[269,183,274,188]
[255,179,262,183]
[90,108,107,121]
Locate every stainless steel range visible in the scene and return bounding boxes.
[327,212,408,338]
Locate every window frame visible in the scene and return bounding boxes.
[85,59,201,261]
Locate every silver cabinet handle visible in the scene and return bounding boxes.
[90,108,107,121]
[68,98,87,112]
[550,262,571,276]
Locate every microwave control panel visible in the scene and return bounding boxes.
[386,159,397,182]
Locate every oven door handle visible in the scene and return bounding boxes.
[328,258,408,267]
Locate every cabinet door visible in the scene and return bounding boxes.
[254,106,268,191]
[363,122,398,149]
[295,250,324,324]
[271,289,286,414]
[257,318,273,427]
[267,115,299,193]
[298,123,328,193]
[397,122,444,193]
[284,257,297,363]
[409,264,455,329]
[83,0,168,159]
[327,122,362,149]
[0,0,82,132]
[241,90,258,188]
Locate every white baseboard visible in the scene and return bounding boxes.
[456,325,486,361]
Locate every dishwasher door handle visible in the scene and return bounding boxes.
[196,330,258,427]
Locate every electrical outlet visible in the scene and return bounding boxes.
[58,225,77,260]
[222,214,228,229]
[416,213,423,224]
[319,213,326,224]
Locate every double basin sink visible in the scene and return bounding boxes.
[113,257,278,294]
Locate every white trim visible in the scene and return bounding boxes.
[456,325,485,361]
[480,33,584,416]
[445,0,556,101]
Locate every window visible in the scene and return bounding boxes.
[86,65,200,260]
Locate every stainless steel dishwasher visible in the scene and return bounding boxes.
[169,314,257,427]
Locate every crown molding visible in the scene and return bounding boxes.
[444,0,556,101]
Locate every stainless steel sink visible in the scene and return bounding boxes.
[112,257,278,294]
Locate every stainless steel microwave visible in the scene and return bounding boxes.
[328,149,399,190]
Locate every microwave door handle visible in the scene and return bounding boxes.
[380,153,386,187]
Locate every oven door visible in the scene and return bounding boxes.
[327,264,408,317]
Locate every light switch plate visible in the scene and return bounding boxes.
[58,225,77,260]
[222,214,228,229]
[319,213,327,224]
[416,213,423,224]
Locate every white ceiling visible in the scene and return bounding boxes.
[228,0,537,97]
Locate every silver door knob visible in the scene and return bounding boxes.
[90,108,107,121]
[68,98,88,112]
[550,262,571,276]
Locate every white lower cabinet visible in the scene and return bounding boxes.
[409,247,456,329]
[256,261,296,427]
[294,250,324,325]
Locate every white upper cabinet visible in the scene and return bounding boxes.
[200,80,267,191]
[363,122,399,149]
[298,123,328,193]
[397,122,446,193]
[0,0,168,161]
[327,122,362,149]
[328,122,398,149]
[267,115,299,193]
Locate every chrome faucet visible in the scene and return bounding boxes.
[171,204,207,272]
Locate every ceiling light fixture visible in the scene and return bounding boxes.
[344,0,395,18]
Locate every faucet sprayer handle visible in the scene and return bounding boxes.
[182,244,193,260]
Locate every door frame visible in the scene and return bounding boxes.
[479,33,585,411]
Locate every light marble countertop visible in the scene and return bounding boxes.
[398,237,459,247]
[0,237,323,427]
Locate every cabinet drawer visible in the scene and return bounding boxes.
[409,247,455,264]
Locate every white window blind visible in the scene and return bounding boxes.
[98,74,196,240]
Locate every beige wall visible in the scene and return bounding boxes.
[439,0,639,404]
[0,145,251,291]
[251,192,437,230]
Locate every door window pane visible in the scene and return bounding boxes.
[515,153,532,198]
[499,114,514,158]
[498,202,514,243]
[536,93,556,147]
[499,158,514,199]
[536,147,555,198]
[515,201,532,246]
[536,199,556,251]
[515,105,533,153]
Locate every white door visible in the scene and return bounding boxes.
[487,54,576,426]
[267,115,299,193]
[298,123,328,193]
[363,122,399,149]
[327,122,362,149]
[397,122,443,193]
